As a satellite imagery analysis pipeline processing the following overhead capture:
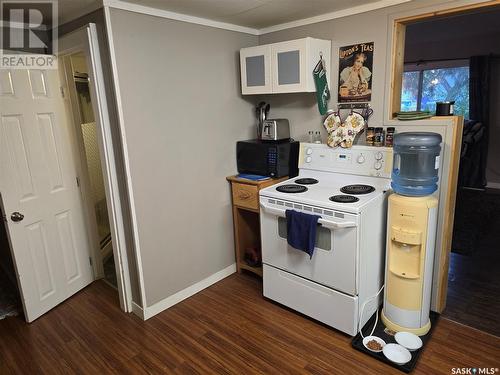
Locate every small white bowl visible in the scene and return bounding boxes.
[383,343,412,365]
[395,331,423,351]
[362,335,386,353]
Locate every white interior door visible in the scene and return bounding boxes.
[0,68,94,322]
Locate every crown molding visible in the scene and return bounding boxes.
[102,0,412,36]
[259,0,412,35]
[102,0,260,35]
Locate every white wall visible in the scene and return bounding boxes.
[107,8,258,307]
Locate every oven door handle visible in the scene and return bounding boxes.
[260,203,357,229]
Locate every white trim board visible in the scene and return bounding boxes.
[58,24,135,313]
[131,301,144,320]
[102,0,411,36]
[138,264,236,320]
[104,6,148,310]
[259,0,412,34]
[102,0,259,35]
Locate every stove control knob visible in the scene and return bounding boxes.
[357,154,365,164]
[305,156,312,163]
[374,161,382,170]
[375,151,383,160]
[306,147,313,155]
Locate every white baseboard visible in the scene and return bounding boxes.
[131,301,144,319]
[142,263,236,320]
[486,182,500,190]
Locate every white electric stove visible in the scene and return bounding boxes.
[259,143,393,336]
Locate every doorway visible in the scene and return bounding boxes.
[393,4,500,336]
[57,23,134,313]
[0,24,133,322]
[64,52,117,289]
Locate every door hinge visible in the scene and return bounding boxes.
[76,176,80,188]
[60,86,65,98]
[89,257,93,266]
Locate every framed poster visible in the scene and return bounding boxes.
[338,42,374,103]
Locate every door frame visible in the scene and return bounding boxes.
[61,52,105,279]
[58,23,133,312]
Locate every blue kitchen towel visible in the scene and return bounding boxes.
[285,209,321,259]
[236,174,270,181]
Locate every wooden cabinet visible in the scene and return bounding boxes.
[227,175,287,276]
[240,37,331,95]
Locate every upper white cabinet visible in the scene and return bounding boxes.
[240,37,331,95]
[240,45,272,95]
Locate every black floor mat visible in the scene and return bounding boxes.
[352,311,439,373]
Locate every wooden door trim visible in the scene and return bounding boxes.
[435,116,463,311]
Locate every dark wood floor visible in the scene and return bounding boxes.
[445,188,500,336]
[1,274,499,374]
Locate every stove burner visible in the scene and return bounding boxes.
[329,195,359,203]
[294,178,319,185]
[276,184,308,193]
[340,184,375,195]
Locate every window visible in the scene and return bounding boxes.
[401,63,470,118]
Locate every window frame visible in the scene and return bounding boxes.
[402,59,470,114]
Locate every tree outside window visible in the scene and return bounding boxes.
[401,65,469,118]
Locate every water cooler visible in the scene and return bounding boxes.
[381,132,442,336]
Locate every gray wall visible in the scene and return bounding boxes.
[108,8,258,307]
[57,9,141,304]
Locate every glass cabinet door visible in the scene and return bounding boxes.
[240,45,271,94]
[271,39,307,93]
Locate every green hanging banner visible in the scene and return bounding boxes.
[313,57,330,115]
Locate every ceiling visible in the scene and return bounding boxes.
[116,0,384,29]
[58,0,103,26]
[56,0,405,30]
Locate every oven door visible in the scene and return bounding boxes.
[260,199,359,295]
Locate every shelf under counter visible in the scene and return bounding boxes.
[226,175,288,277]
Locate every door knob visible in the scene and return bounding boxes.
[11,212,24,222]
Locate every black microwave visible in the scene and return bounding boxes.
[236,139,299,178]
